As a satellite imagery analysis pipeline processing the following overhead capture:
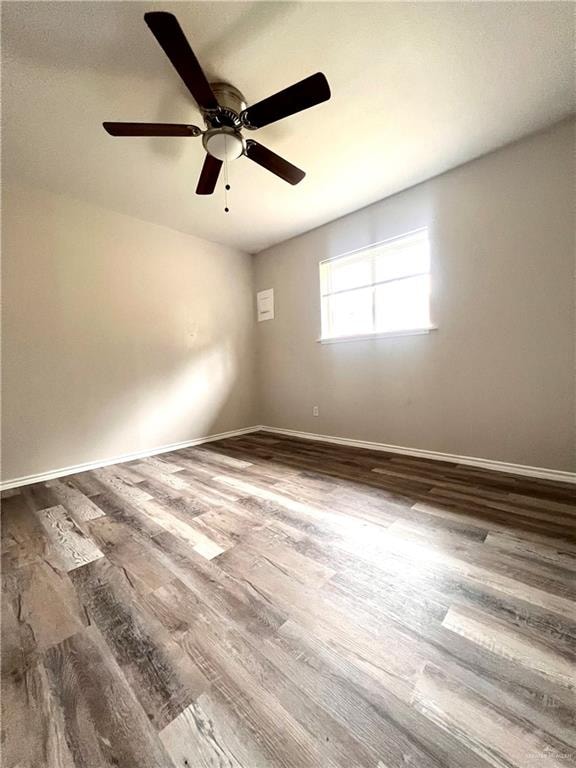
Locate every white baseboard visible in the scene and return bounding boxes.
[0,426,261,492]
[3,423,574,491]
[258,426,576,485]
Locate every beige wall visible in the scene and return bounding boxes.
[2,184,256,482]
[3,121,574,482]
[254,120,575,472]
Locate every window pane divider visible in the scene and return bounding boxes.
[318,227,429,267]
[321,270,428,298]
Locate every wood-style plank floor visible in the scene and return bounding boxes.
[2,432,575,768]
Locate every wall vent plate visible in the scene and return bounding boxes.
[257,289,274,321]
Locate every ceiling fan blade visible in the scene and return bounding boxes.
[103,122,201,137]
[241,72,330,129]
[245,140,305,185]
[144,12,218,111]
[196,154,223,195]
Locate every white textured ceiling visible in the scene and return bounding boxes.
[3,2,574,253]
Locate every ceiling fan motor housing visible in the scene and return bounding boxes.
[209,82,246,115]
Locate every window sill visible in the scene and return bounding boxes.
[318,326,437,344]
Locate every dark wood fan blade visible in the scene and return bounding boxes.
[241,73,330,129]
[103,122,201,137]
[196,154,223,194]
[144,12,218,111]
[244,140,305,185]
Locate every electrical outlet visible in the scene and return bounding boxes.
[313,406,319,417]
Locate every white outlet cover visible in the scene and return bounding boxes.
[257,289,274,322]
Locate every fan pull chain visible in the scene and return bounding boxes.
[224,163,231,213]
[223,137,230,213]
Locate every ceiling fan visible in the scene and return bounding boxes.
[103,12,331,195]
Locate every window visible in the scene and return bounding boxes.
[319,229,432,341]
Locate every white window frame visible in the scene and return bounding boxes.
[318,228,435,343]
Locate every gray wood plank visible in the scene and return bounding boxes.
[35,504,104,571]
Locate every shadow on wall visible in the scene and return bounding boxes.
[1,180,256,483]
[6,335,245,484]
[135,338,241,447]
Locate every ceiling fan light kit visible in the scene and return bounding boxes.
[102,11,331,197]
[203,127,245,162]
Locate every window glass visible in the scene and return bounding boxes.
[323,253,372,294]
[375,274,430,332]
[326,286,373,338]
[320,229,431,340]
